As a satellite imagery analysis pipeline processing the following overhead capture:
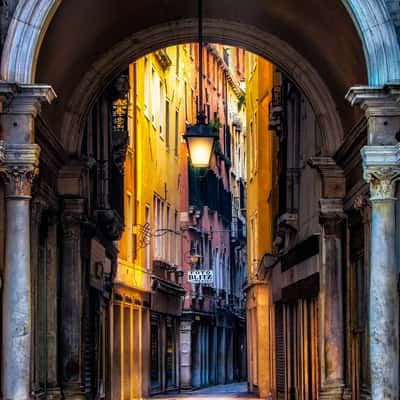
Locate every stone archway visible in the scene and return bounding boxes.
[59,19,344,156]
[1,1,400,399]
[2,0,399,86]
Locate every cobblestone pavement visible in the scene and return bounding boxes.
[152,382,257,398]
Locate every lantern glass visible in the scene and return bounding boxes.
[185,135,215,167]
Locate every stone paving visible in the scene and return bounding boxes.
[152,382,257,399]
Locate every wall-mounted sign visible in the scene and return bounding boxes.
[188,270,214,284]
[112,98,128,132]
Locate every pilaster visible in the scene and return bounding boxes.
[179,319,193,391]
[59,197,86,399]
[319,198,346,400]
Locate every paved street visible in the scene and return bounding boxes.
[152,382,257,398]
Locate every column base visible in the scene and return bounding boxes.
[62,385,87,400]
[320,383,345,400]
[179,385,194,392]
[46,387,63,400]
[342,386,352,400]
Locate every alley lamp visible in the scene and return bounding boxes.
[183,114,217,167]
[183,0,217,168]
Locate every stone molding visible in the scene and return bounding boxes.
[346,84,400,145]
[0,82,56,116]
[346,84,400,117]
[0,143,40,199]
[361,144,400,201]
[308,157,346,198]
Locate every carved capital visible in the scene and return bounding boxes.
[31,196,48,224]
[319,198,345,236]
[0,143,40,199]
[361,145,400,201]
[61,198,86,240]
[353,194,371,224]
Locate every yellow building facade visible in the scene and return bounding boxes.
[112,45,194,399]
[245,54,279,399]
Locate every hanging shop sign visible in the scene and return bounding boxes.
[187,270,214,284]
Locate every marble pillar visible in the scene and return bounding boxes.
[346,85,400,400]
[0,83,55,400]
[179,319,193,390]
[60,197,86,399]
[361,145,400,400]
[0,143,40,400]
[319,199,345,399]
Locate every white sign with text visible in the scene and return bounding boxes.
[187,270,214,284]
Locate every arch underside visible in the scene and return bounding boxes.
[3,0,398,154]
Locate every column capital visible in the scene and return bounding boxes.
[361,144,400,201]
[319,198,345,236]
[0,82,56,116]
[0,143,40,199]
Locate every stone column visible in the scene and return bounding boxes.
[319,198,345,399]
[0,143,40,400]
[361,145,400,400]
[179,318,193,390]
[0,83,55,400]
[346,85,400,400]
[60,197,86,399]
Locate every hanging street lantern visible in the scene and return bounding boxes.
[183,113,218,168]
[183,0,217,168]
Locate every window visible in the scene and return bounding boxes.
[176,46,180,75]
[174,110,179,157]
[127,193,133,261]
[249,120,253,176]
[165,100,170,149]
[184,80,188,122]
[151,67,157,124]
[191,88,195,122]
[167,205,171,262]
[153,196,166,259]
[254,112,258,172]
[174,211,179,265]
[145,206,151,270]
[159,81,164,137]
[144,58,150,115]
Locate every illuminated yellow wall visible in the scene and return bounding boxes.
[245,54,278,398]
[117,45,197,290]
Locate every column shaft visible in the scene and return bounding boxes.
[0,143,40,400]
[2,199,31,399]
[369,199,398,399]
